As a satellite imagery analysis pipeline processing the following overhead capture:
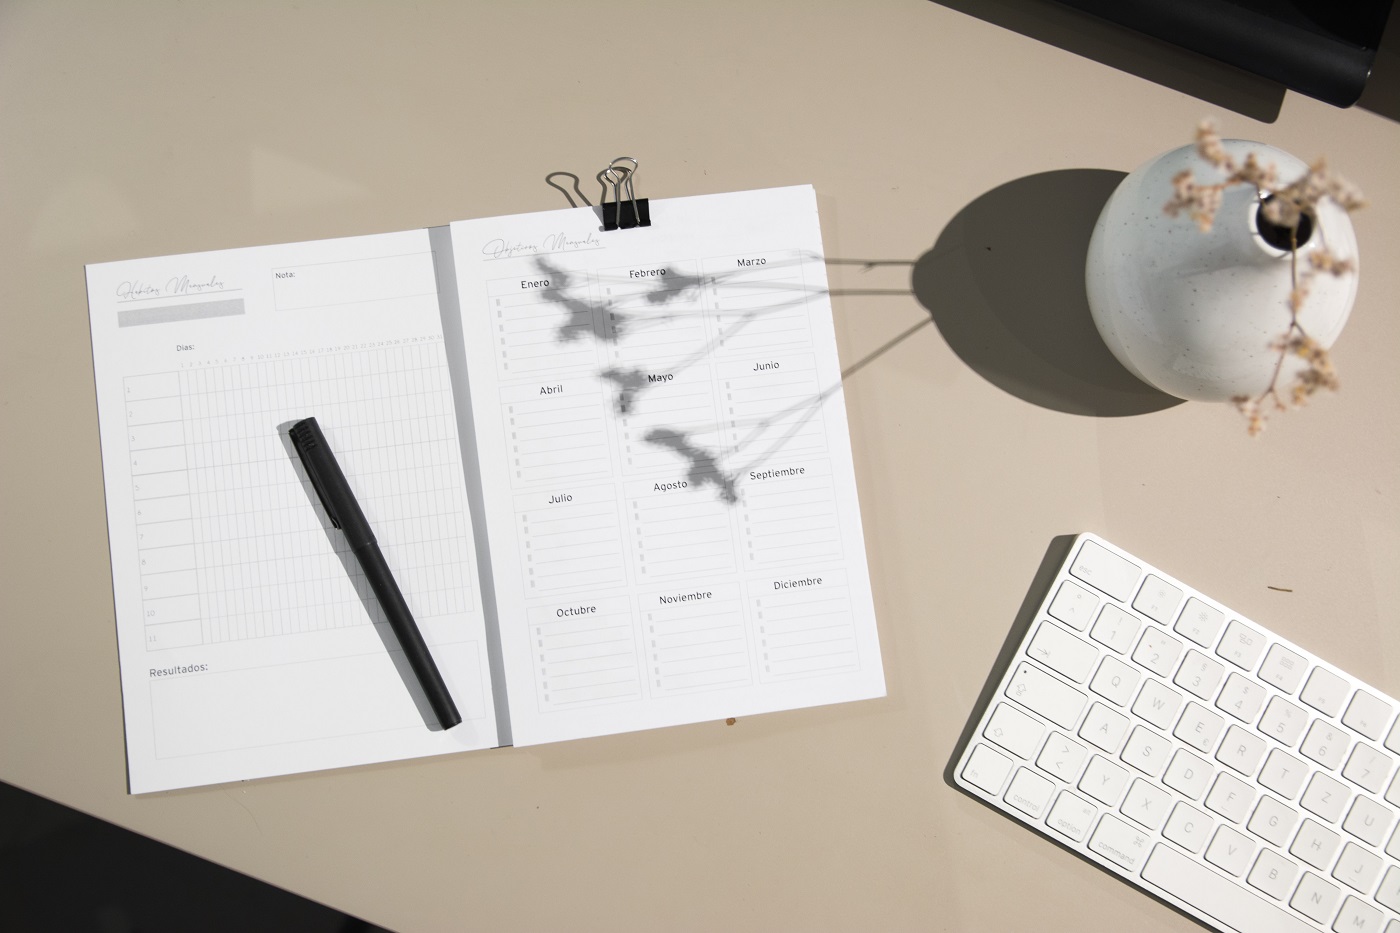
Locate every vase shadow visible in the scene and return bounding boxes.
[913,168,1184,417]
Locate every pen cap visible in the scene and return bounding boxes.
[288,417,376,547]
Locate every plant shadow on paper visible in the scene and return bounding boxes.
[528,250,842,505]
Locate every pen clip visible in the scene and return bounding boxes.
[289,418,343,529]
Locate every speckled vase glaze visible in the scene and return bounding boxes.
[1085,140,1359,402]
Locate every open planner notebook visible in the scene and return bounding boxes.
[86,185,884,793]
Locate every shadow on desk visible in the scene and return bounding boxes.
[912,169,1183,417]
[0,782,391,933]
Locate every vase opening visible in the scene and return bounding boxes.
[1255,197,1314,251]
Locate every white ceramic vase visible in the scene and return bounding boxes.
[1085,140,1359,402]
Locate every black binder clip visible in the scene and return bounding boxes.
[601,157,650,231]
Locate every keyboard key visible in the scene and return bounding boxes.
[1035,731,1087,782]
[1174,597,1226,648]
[1006,662,1086,729]
[1259,643,1308,694]
[1026,621,1098,683]
[1290,871,1341,923]
[1333,896,1383,933]
[1376,865,1400,912]
[962,743,1014,794]
[1384,717,1400,756]
[1207,772,1255,823]
[1131,679,1182,730]
[1164,748,1213,800]
[984,702,1046,758]
[1175,702,1225,754]
[1217,620,1267,671]
[1176,650,1226,700]
[1121,725,1172,777]
[1259,696,1308,747]
[1387,770,1400,809]
[1045,790,1096,842]
[1090,604,1140,655]
[1216,725,1266,776]
[1132,627,1183,678]
[1302,667,1350,718]
[1205,824,1255,876]
[1080,754,1130,806]
[1343,743,1393,795]
[1121,777,1171,831]
[1142,844,1315,933]
[1248,795,1299,846]
[1260,748,1309,800]
[1342,795,1393,847]
[1292,819,1342,869]
[1132,574,1183,625]
[1069,538,1140,601]
[1003,767,1055,819]
[1088,812,1152,871]
[1164,800,1213,853]
[1302,720,1351,770]
[1301,772,1351,823]
[1216,673,1266,723]
[1089,655,1139,706]
[1247,848,1300,900]
[1344,691,1394,742]
[1047,580,1098,631]
[1080,702,1129,753]
[1333,842,1383,893]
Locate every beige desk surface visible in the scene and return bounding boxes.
[3,2,1398,930]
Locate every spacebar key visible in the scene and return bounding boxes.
[1141,845,1313,933]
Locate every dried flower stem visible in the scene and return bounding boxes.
[1165,121,1361,435]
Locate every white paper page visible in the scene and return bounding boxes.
[87,230,497,793]
[450,186,884,746]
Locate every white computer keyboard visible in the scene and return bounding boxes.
[954,533,1400,933]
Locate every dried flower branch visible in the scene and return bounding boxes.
[1165,121,1364,435]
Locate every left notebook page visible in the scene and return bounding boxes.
[86,230,497,793]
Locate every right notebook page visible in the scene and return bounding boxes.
[449,185,884,745]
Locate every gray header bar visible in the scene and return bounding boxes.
[118,298,245,327]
